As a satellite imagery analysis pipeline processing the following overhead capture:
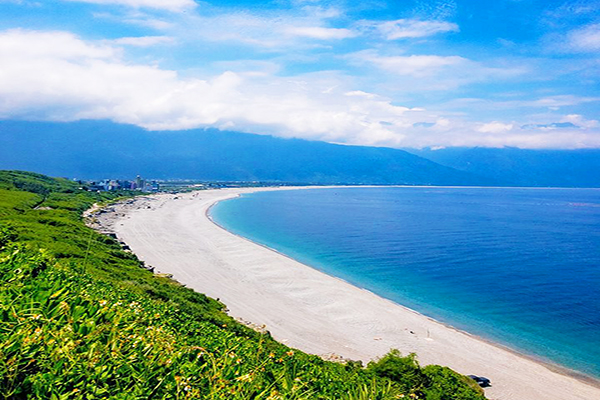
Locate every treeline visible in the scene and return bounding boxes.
[0,170,486,399]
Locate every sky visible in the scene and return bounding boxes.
[0,0,599,149]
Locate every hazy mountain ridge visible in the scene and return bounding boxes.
[406,147,600,188]
[0,120,487,185]
[2,120,598,187]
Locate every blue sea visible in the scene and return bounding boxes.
[210,187,600,378]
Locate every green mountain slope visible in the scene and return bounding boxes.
[0,171,486,399]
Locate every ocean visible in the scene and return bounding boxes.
[210,187,600,378]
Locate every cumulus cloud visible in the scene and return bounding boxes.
[0,29,415,146]
[62,0,196,12]
[0,29,599,150]
[359,19,458,40]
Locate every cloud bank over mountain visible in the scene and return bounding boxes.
[0,1,599,149]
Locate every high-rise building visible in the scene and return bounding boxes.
[135,175,144,190]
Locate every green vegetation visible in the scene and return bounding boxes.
[0,170,486,399]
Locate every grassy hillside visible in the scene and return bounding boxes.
[0,170,486,399]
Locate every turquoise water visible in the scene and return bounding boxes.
[210,187,600,378]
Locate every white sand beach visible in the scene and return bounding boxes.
[94,187,600,400]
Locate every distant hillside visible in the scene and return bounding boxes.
[406,147,600,188]
[0,120,485,185]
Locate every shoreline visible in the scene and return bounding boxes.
[206,190,600,389]
[93,187,600,400]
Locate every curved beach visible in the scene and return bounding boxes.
[97,187,600,400]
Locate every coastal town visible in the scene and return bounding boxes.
[78,176,304,193]
[83,175,160,192]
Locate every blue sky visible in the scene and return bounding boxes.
[0,0,599,148]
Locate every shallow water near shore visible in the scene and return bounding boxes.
[210,187,600,378]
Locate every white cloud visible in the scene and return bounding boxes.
[360,19,458,40]
[367,54,464,76]
[567,23,600,51]
[128,5,355,48]
[527,95,600,108]
[0,29,117,59]
[211,60,281,77]
[349,50,464,77]
[110,36,174,46]
[344,90,377,99]
[283,26,356,39]
[62,0,196,12]
[0,29,599,150]
[411,118,600,149]
[347,50,526,90]
[0,29,413,146]
[120,16,173,30]
[440,95,600,114]
[477,121,514,133]
[562,114,599,128]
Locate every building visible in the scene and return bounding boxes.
[135,175,145,190]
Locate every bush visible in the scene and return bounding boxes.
[367,350,430,396]
[423,365,486,400]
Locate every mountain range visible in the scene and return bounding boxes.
[0,120,484,185]
[406,147,600,188]
[0,120,598,187]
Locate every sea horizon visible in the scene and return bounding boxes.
[210,186,600,380]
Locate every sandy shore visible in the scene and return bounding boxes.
[93,187,600,400]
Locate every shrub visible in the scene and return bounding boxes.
[367,350,430,396]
